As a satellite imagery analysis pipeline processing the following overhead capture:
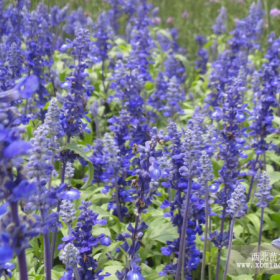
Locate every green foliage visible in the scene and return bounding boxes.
[59,143,94,189]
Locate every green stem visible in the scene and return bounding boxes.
[175,178,192,280]
[254,208,264,280]
[222,218,235,280]
[208,217,212,280]
[201,183,209,280]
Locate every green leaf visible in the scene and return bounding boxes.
[228,275,253,280]
[267,151,280,166]
[147,222,178,243]
[271,214,280,229]
[174,54,189,75]
[92,226,111,237]
[115,37,127,46]
[141,264,164,280]
[267,171,280,185]
[179,109,194,120]
[60,143,93,189]
[271,275,280,280]
[158,29,173,42]
[90,204,111,218]
[51,265,64,280]
[272,116,280,126]
[100,265,124,280]
[203,40,213,49]
[263,213,275,232]
[246,213,261,232]
[145,81,154,91]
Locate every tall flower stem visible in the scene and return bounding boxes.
[208,217,212,280]
[246,154,260,203]
[254,208,264,280]
[131,215,140,255]
[51,159,67,267]
[222,218,235,280]
[41,210,52,280]
[10,202,29,280]
[68,224,72,236]
[175,178,192,280]
[17,250,29,280]
[278,93,280,117]
[201,183,209,280]
[215,205,226,280]
[181,231,186,280]
[25,98,29,115]
[114,174,123,222]
[60,161,67,184]
[36,173,52,280]
[168,188,172,202]
[74,267,80,280]
[130,173,146,260]
[102,60,107,95]
[263,153,266,171]
[94,116,101,139]
[47,135,55,190]
[212,36,218,62]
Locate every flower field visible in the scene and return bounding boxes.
[1,0,280,280]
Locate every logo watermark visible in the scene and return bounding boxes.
[223,245,280,274]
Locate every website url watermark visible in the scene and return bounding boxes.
[223,245,280,274]
[236,262,280,269]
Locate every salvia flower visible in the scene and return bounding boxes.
[148,72,168,111]
[195,35,208,74]
[0,86,39,280]
[209,231,230,249]
[255,171,273,208]
[116,128,163,279]
[0,262,14,278]
[199,151,214,187]
[107,109,131,155]
[101,132,133,221]
[60,28,93,139]
[7,42,24,81]
[60,200,76,225]
[91,11,113,64]
[45,98,64,141]
[65,162,75,184]
[88,139,105,184]
[164,55,186,84]
[63,7,92,36]
[0,210,41,255]
[227,184,248,219]
[108,0,123,34]
[212,7,227,35]
[59,243,80,269]
[26,125,53,188]
[73,200,110,279]
[161,76,185,118]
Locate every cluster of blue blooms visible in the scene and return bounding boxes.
[0,0,279,280]
[0,77,39,280]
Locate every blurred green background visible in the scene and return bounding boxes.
[26,0,280,57]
